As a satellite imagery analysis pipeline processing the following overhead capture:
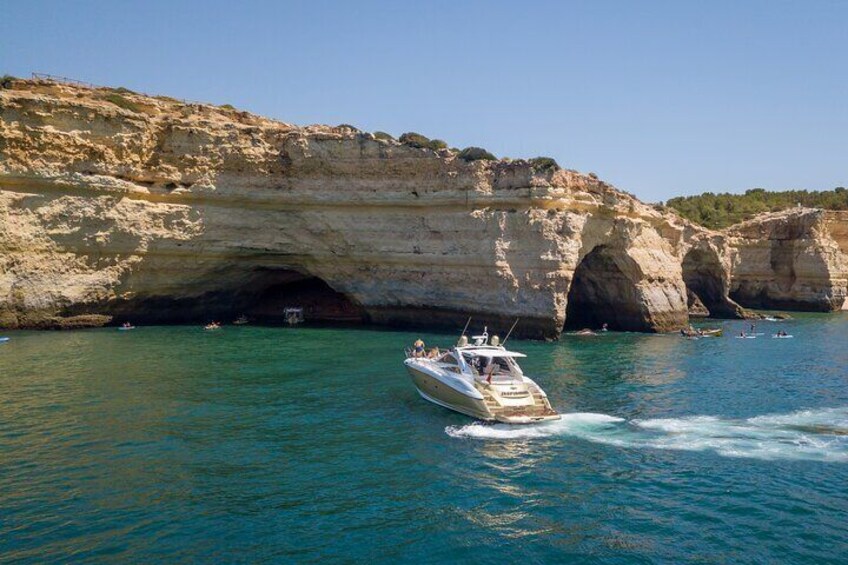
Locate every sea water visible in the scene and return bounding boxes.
[1,314,847,562]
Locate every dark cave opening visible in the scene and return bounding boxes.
[564,245,645,332]
[244,271,366,325]
[682,248,738,318]
[103,269,366,326]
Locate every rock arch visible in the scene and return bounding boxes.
[102,267,367,326]
[564,245,686,332]
[681,248,744,318]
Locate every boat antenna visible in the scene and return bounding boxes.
[501,318,520,345]
[460,316,472,338]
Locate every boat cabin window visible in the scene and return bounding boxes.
[487,357,513,374]
[438,353,460,366]
[459,353,521,376]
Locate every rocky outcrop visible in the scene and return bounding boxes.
[726,209,848,311]
[16,80,846,335]
[9,81,845,337]
[0,80,706,337]
[657,217,748,319]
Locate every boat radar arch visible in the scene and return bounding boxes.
[472,327,489,346]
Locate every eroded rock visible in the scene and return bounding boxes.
[0,80,786,336]
[726,209,848,311]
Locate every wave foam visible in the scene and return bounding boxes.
[446,407,848,462]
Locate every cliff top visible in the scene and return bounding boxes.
[1,76,671,223]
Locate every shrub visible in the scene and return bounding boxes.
[112,86,136,95]
[220,103,236,110]
[373,131,394,141]
[457,146,497,162]
[103,93,141,113]
[428,139,448,150]
[0,74,16,89]
[337,123,360,132]
[529,156,560,172]
[399,132,431,148]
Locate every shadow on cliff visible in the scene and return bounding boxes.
[682,247,745,319]
[562,245,679,332]
[67,268,368,327]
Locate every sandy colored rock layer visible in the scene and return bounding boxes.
[727,209,848,311]
[3,79,841,336]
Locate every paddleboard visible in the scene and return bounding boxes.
[773,335,794,339]
[734,335,757,339]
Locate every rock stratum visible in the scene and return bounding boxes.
[0,80,844,337]
[727,208,848,312]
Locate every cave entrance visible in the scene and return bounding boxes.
[682,248,738,318]
[564,245,645,332]
[244,270,366,325]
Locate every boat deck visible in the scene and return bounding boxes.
[476,381,560,423]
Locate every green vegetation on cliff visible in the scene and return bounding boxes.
[666,187,848,229]
[399,132,447,151]
[102,93,141,113]
[457,146,497,162]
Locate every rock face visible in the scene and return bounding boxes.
[10,79,841,337]
[0,80,703,337]
[727,209,848,311]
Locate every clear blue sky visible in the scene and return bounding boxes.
[2,0,846,202]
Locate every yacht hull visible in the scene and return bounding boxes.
[406,365,492,420]
[405,363,560,424]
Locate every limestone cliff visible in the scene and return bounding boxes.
[0,79,769,337]
[726,208,848,311]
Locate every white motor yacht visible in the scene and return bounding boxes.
[404,328,560,424]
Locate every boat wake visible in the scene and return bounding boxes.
[445,407,848,462]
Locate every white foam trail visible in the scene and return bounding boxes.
[445,413,623,440]
[446,407,848,462]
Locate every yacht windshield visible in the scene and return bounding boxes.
[461,353,521,377]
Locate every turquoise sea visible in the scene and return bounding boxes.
[2,314,848,563]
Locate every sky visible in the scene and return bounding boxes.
[2,0,846,202]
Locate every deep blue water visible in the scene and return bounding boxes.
[1,314,847,563]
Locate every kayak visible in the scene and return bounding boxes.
[773,335,794,339]
[700,329,723,337]
[734,335,757,339]
[118,326,136,331]
[0,337,9,343]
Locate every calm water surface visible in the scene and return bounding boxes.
[2,314,848,563]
